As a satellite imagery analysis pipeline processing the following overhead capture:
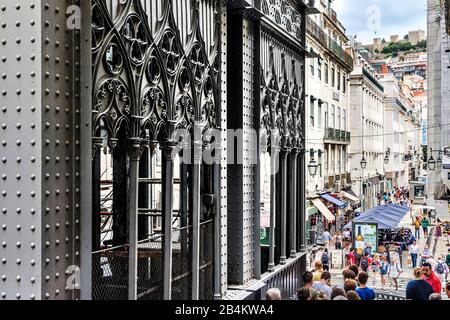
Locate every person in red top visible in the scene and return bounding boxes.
[347,247,356,266]
[422,262,442,293]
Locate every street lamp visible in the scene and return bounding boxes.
[308,149,318,177]
[428,155,436,171]
[384,148,390,165]
[437,153,442,168]
[360,152,367,170]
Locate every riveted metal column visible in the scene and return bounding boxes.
[80,0,93,300]
[213,145,222,300]
[268,145,279,272]
[191,138,202,300]
[161,141,175,300]
[127,139,142,300]
[280,149,288,264]
[290,149,299,257]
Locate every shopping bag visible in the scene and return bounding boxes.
[406,255,412,267]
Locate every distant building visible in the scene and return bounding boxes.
[390,35,400,43]
[408,30,426,45]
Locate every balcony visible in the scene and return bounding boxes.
[323,8,346,36]
[306,16,353,70]
[384,97,407,113]
[324,128,351,144]
[362,68,384,92]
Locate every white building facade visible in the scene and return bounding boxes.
[349,49,385,211]
[304,0,354,236]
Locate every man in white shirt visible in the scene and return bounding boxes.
[409,240,420,268]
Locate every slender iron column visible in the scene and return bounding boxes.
[127,139,142,300]
[161,141,176,300]
[280,149,288,264]
[290,149,299,258]
[268,145,280,271]
[213,147,222,300]
[300,149,307,251]
[191,138,203,300]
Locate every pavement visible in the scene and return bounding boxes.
[310,202,450,300]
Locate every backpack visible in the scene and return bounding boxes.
[321,252,329,265]
[361,257,369,270]
[436,262,445,275]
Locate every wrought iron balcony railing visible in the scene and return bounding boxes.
[324,128,351,144]
[384,97,407,113]
[363,68,384,92]
[306,16,353,70]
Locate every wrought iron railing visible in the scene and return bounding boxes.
[261,254,307,300]
[324,128,351,143]
[363,68,384,92]
[384,97,407,113]
[306,17,353,70]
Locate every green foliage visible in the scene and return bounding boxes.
[381,40,427,55]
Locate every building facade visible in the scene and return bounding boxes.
[0,0,310,300]
[304,0,354,240]
[427,0,450,204]
[349,48,385,211]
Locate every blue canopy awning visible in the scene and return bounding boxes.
[344,204,409,230]
[319,193,347,208]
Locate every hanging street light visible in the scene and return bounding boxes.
[360,152,367,170]
[384,148,390,165]
[428,155,436,171]
[308,149,318,177]
[437,152,443,168]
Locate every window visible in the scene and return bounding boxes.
[318,151,322,177]
[342,73,346,93]
[310,59,315,76]
[310,97,315,127]
[331,105,335,128]
[337,107,341,130]
[331,67,335,87]
[337,70,340,91]
[324,149,328,174]
[338,147,341,172]
[324,102,329,129]
[343,109,347,131]
[318,102,322,128]
[318,59,322,80]
[324,62,329,84]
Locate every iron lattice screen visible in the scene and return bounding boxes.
[137,235,164,300]
[92,245,129,300]
[199,220,214,300]
[171,226,193,300]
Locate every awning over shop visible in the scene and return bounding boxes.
[311,198,335,222]
[340,191,359,203]
[319,192,347,209]
[344,204,410,230]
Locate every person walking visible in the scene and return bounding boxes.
[312,271,332,300]
[346,247,356,266]
[321,248,330,272]
[420,244,431,267]
[405,267,434,300]
[414,216,421,239]
[422,262,442,294]
[355,271,376,300]
[422,216,429,238]
[434,255,449,292]
[435,219,443,241]
[410,240,419,269]
[359,252,371,273]
[387,257,402,291]
[334,232,343,250]
[312,261,324,282]
[322,230,332,248]
[379,255,388,289]
[343,229,351,249]
[371,253,380,285]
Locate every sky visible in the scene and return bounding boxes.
[333,0,427,45]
